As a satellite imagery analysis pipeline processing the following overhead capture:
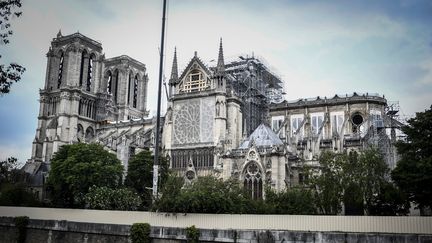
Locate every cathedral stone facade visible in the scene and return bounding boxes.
[26,32,401,201]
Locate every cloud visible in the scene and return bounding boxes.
[1,0,432,162]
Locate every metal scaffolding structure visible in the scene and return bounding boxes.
[222,55,284,136]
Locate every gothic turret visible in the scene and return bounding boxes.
[214,38,226,91]
[168,48,178,97]
[215,38,225,77]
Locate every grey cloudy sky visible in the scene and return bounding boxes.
[1,0,431,163]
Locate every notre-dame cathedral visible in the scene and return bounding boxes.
[25,32,401,200]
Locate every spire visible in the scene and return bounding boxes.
[169,47,178,85]
[57,29,62,38]
[216,38,225,75]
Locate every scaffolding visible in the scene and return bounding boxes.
[222,55,284,136]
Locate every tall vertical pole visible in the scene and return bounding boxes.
[153,0,167,198]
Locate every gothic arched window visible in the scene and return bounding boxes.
[85,127,94,142]
[57,51,64,88]
[106,71,112,94]
[79,50,87,87]
[128,73,132,105]
[113,69,119,103]
[133,75,138,108]
[77,124,84,142]
[243,162,263,200]
[86,54,94,91]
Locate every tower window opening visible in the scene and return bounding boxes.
[133,75,138,108]
[57,52,64,88]
[128,73,132,105]
[107,71,112,94]
[114,70,119,103]
[79,51,86,87]
[86,55,93,91]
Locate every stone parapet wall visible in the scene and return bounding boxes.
[1,217,432,243]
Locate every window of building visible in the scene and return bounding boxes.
[330,112,344,136]
[86,55,93,91]
[271,115,285,138]
[128,73,132,105]
[133,75,138,108]
[85,127,94,142]
[57,52,64,88]
[370,110,383,128]
[243,162,263,200]
[290,114,304,137]
[182,69,207,92]
[79,51,86,87]
[106,71,112,94]
[113,70,119,103]
[311,112,325,136]
[77,124,84,142]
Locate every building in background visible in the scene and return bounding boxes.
[24,32,403,201]
[24,32,154,200]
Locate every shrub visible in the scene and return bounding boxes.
[14,216,29,243]
[0,183,40,207]
[130,223,151,243]
[186,225,200,243]
[84,186,142,211]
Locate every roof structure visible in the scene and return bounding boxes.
[239,124,283,149]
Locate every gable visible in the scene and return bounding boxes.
[178,56,212,93]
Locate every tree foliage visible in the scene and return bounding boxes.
[0,0,25,94]
[84,185,142,211]
[307,151,345,214]
[392,105,432,211]
[0,183,40,207]
[0,156,26,186]
[153,175,316,214]
[153,176,254,214]
[308,147,408,215]
[124,150,169,209]
[265,187,316,214]
[47,143,123,208]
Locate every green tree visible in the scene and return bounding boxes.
[47,143,123,208]
[392,105,432,213]
[151,175,184,212]
[0,0,25,94]
[308,151,345,214]
[309,147,407,215]
[368,181,410,216]
[124,150,169,208]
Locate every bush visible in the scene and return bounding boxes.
[0,183,40,207]
[186,225,200,243]
[14,216,29,243]
[130,223,151,243]
[84,186,142,211]
[265,187,316,214]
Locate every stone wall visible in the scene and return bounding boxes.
[1,217,432,243]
